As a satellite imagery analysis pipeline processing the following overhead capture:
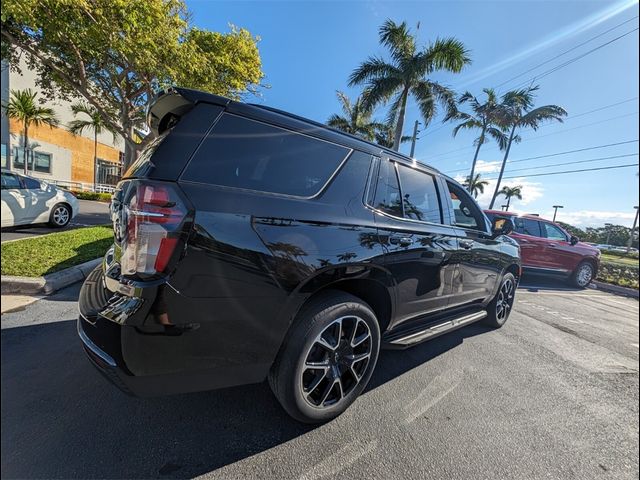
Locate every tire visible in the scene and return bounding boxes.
[570,261,595,289]
[483,273,516,328]
[268,290,381,424]
[48,203,72,228]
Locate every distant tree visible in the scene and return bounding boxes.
[448,88,507,192]
[3,88,58,174]
[327,91,379,141]
[2,0,264,168]
[463,173,489,198]
[498,185,523,211]
[349,20,470,151]
[68,102,119,190]
[489,86,567,209]
[374,122,412,149]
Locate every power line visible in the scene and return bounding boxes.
[496,16,639,89]
[496,153,638,174]
[443,139,640,174]
[483,163,639,181]
[430,110,639,164]
[508,27,639,91]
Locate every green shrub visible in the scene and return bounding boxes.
[72,191,112,202]
[597,261,639,290]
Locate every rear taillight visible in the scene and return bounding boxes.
[117,181,190,277]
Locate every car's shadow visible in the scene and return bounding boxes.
[517,272,585,293]
[1,313,490,479]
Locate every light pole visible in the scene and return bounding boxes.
[409,120,420,158]
[627,206,639,252]
[605,223,613,245]
[552,205,563,222]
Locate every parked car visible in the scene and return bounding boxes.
[1,170,78,228]
[595,244,629,254]
[78,87,521,423]
[485,210,600,288]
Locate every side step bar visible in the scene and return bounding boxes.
[387,310,487,347]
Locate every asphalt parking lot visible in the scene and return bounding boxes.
[1,277,638,479]
[0,200,110,243]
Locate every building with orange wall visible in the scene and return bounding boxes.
[1,57,124,189]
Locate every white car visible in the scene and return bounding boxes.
[1,170,79,228]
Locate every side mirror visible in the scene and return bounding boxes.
[491,217,514,238]
[570,235,579,246]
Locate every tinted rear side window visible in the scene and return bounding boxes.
[372,159,403,217]
[182,114,350,197]
[396,164,441,223]
[514,217,542,237]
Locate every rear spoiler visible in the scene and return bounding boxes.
[147,87,231,136]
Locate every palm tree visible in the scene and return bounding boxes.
[488,86,567,209]
[374,122,412,149]
[464,173,489,198]
[3,89,58,175]
[349,20,471,151]
[448,88,507,192]
[327,91,379,141]
[68,102,118,190]
[499,185,523,211]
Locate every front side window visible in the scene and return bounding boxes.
[182,114,350,197]
[514,217,542,237]
[372,159,402,217]
[22,176,42,190]
[446,181,485,231]
[542,222,568,241]
[1,172,22,190]
[396,164,441,223]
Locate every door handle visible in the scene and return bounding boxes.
[460,240,474,250]
[549,243,559,248]
[389,235,413,247]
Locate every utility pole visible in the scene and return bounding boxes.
[627,206,639,252]
[552,205,563,222]
[409,120,420,158]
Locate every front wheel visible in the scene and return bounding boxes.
[48,203,72,228]
[484,273,516,328]
[570,261,595,289]
[268,291,380,424]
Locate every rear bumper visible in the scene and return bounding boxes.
[77,254,274,397]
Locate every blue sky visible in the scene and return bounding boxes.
[187,0,639,228]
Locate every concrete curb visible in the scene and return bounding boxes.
[591,280,639,299]
[1,258,101,296]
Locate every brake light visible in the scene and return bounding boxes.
[119,182,189,276]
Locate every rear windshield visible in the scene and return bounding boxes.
[181,114,351,197]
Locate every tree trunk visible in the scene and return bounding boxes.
[505,196,511,211]
[467,125,487,193]
[23,125,29,175]
[93,131,98,192]
[392,87,410,152]
[489,124,517,209]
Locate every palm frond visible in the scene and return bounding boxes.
[348,56,401,86]
[424,37,472,73]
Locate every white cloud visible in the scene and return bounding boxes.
[474,160,501,174]
[544,210,638,228]
[455,176,545,210]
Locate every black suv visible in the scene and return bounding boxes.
[78,87,520,423]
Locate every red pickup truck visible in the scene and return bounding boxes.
[485,210,600,288]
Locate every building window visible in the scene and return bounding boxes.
[12,147,52,173]
[1,144,7,169]
[96,158,121,185]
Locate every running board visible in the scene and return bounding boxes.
[387,310,487,347]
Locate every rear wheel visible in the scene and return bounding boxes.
[484,273,516,328]
[268,291,380,424]
[48,203,71,228]
[570,261,594,289]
